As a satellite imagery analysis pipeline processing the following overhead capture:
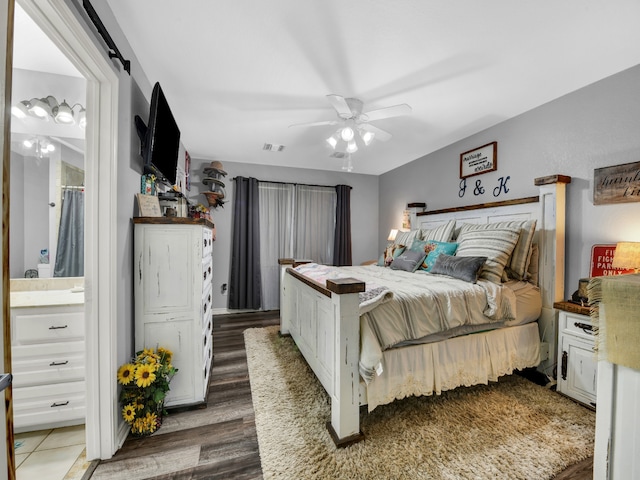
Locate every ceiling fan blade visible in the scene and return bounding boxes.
[359,123,392,142]
[289,119,339,128]
[362,103,412,122]
[326,94,353,118]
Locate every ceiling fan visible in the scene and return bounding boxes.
[289,94,412,154]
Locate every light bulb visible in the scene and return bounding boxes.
[78,108,87,129]
[46,143,55,152]
[326,136,337,149]
[346,141,358,153]
[361,131,375,145]
[340,126,354,142]
[23,139,33,148]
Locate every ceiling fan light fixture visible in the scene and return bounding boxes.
[346,140,358,153]
[326,135,338,149]
[361,130,375,145]
[340,126,354,142]
[23,139,33,148]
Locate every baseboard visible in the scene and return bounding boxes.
[211,307,261,315]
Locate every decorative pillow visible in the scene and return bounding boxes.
[394,230,419,246]
[455,225,521,284]
[456,220,536,280]
[378,244,406,267]
[411,240,458,271]
[430,254,487,283]
[419,219,456,243]
[526,243,540,285]
[390,248,426,273]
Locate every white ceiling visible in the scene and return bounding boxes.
[35,1,640,175]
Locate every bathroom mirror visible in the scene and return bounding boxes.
[9,60,86,279]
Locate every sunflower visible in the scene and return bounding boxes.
[117,363,135,385]
[122,404,136,423]
[145,412,158,433]
[158,346,173,364]
[134,363,156,388]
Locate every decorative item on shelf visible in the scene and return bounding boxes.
[140,173,157,196]
[117,346,177,437]
[201,160,227,208]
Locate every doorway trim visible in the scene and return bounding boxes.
[17,0,120,459]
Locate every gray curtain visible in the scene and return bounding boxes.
[229,176,262,309]
[333,184,352,266]
[54,189,84,277]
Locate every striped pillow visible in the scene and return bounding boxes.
[456,225,521,284]
[419,219,456,243]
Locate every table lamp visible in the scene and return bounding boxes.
[612,242,640,273]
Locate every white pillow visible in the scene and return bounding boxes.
[419,219,456,243]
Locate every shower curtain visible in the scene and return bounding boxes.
[54,188,84,277]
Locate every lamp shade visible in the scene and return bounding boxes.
[387,229,398,242]
[612,242,640,271]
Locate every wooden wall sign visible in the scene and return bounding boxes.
[460,142,497,179]
[594,160,640,205]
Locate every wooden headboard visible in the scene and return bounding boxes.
[409,175,571,375]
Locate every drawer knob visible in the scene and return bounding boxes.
[49,325,68,330]
[51,401,69,408]
[574,321,593,334]
[49,360,69,366]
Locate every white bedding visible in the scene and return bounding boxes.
[292,264,540,384]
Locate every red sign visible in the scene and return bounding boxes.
[590,244,635,277]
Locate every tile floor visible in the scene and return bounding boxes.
[14,425,90,480]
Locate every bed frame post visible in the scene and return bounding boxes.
[326,278,365,447]
[534,175,571,375]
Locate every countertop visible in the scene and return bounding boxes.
[10,289,85,308]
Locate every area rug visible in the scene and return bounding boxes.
[245,326,595,480]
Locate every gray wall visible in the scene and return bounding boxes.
[187,159,379,309]
[379,63,640,298]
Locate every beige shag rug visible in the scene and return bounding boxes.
[245,326,595,480]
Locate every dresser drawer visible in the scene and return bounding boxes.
[13,381,85,431]
[560,311,595,341]
[202,227,213,258]
[12,342,85,387]
[12,309,84,345]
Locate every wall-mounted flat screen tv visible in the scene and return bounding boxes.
[135,82,180,186]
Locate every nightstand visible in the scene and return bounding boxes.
[554,301,597,409]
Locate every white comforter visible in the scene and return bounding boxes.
[292,264,517,383]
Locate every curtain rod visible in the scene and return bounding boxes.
[83,0,131,75]
[232,177,351,189]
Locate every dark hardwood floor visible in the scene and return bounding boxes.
[91,311,592,479]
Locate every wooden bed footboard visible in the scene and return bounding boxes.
[279,262,365,446]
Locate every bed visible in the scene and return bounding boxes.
[279,175,570,446]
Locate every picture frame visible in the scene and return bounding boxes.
[460,141,497,179]
[136,193,162,217]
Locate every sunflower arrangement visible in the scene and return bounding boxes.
[117,346,178,436]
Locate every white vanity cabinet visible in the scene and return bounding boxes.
[10,298,85,433]
[133,218,214,408]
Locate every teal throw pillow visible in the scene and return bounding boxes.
[419,240,459,271]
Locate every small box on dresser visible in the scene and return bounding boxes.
[133,217,214,409]
[554,301,597,409]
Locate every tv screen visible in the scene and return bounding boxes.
[143,82,180,186]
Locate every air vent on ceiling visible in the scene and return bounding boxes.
[329,151,347,158]
[263,143,285,152]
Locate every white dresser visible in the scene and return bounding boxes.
[133,218,214,408]
[10,290,85,433]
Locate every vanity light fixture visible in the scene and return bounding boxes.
[12,95,86,128]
